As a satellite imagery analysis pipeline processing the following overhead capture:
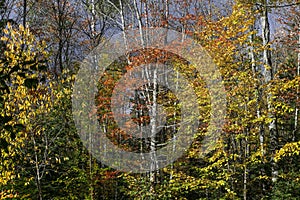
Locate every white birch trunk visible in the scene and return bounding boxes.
[261,0,278,183]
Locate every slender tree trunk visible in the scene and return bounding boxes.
[261,0,278,183]
[294,23,300,141]
[23,0,27,27]
[89,1,96,198]
[164,0,169,27]
[133,0,144,48]
[59,0,63,73]
[243,134,249,200]
[88,123,94,200]
[119,0,128,53]
[89,11,97,194]
[90,0,96,41]
[249,22,266,193]
[149,64,158,196]
[250,24,264,158]
[32,137,43,200]
[243,96,250,200]
[261,2,272,82]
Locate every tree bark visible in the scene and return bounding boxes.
[23,0,27,27]
[260,0,278,183]
[32,137,43,200]
[294,22,300,141]
[149,64,158,195]
[133,0,145,48]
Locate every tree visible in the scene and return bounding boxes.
[0,22,48,198]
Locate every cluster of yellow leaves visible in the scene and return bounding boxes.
[0,189,18,199]
[182,3,259,198]
[274,141,300,162]
[189,1,256,158]
[194,3,255,71]
[0,23,51,196]
[0,23,77,198]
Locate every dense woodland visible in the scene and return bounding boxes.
[1,0,300,199]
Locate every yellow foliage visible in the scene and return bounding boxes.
[274,141,300,162]
[0,23,51,196]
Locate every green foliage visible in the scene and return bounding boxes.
[271,176,300,199]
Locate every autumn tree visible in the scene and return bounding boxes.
[0,23,48,198]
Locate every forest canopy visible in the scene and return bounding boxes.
[0,0,300,199]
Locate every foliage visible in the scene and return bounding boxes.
[1,0,300,199]
[0,23,49,198]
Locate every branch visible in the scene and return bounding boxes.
[255,2,300,8]
[106,0,120,12]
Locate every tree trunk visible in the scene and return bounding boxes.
[260,0,278,183]
[119,0,129,53]
[294,23,300,141]
[149,64,158,196]
[32,137,43,200]
[133,0,145,48]
[249,21,266,194]
[23,0,27,27]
